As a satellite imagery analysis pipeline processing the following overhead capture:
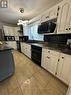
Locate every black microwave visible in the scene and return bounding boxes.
[38,21,56,34]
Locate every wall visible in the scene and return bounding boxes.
[27,21,44,41]
[0,21,17,29]
[44,34,71,44]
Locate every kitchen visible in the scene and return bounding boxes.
[0,0,71,95]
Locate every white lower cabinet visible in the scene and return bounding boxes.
[6,41,17,50]
[41,48,60,75]
[21,43,26,54]
[41,48,71,85]
[25,44,31,58]
[21,43,31,59]
[56,53,71,85]
[49,54,59,75]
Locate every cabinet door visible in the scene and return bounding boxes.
[21,43,26,54]
[61,54,71,85]
[12,42,17,49]
[57,0,71,34]
[46,50,59,75]
[41,11,49,23]
[68,3,71,33]
[6,41,11,47]
[56,54,64,79]
[8,27,14,36]
[57,53,71,85]
[14,27,20,36]
[41,48,59,75]
[41,48,50,70]
[21,43,25,53]
[26,44,31,58]
[21,46,23,53]
[41,52,50,70]
[3,26,9,36]
[49,55,59,75]
[48,5,58,20]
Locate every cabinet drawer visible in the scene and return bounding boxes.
[42,48,59,56]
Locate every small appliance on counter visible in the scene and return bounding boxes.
[4,36,15,41]
[19,36,29,42]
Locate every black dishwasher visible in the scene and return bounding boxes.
[31,45,42,66]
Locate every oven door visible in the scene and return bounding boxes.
[31,45,42,66]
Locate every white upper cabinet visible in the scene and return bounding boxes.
[41,5,58,23]
[41,11,49,23]
[48,5,58,20]
[13,27,20,36]
[57,0,71,34]
[68,2,71,33]
[3,25,20,36]
[8,27,14,36]
[3,26,9,36]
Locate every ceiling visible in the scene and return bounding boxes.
[0,0,62,24]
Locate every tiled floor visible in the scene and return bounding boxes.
[0,50,68,95]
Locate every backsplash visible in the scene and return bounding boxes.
[44,34,71,45]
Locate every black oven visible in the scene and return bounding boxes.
[31,45,42,66]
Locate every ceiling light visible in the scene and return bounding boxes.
[0,0,8,8]
[19,8,24,13]
[17,20,29,26]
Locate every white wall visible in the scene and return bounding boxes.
[0,22,3,29]
[0,21,22,36]
[23,21,44,41]
[0,21,17,29]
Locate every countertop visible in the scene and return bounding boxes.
[0,44,13,52]
[21,42,71,55]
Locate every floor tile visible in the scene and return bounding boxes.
[0,50,68,95]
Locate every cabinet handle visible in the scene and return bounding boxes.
[66,28,68,30]
[47,56,50,59]
[62,57,64,59]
